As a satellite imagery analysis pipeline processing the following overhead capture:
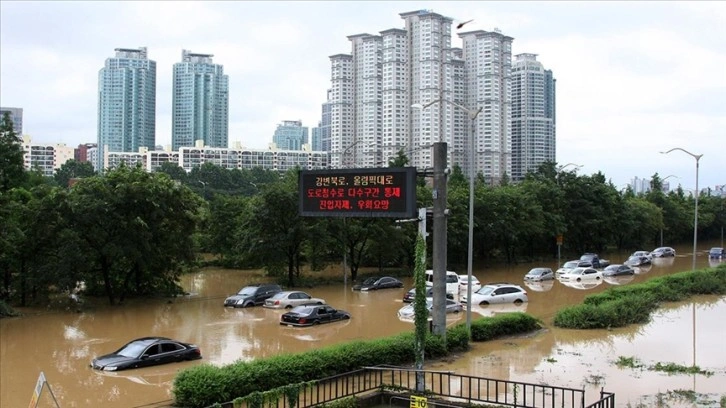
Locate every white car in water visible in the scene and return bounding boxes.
[558,267,602,283]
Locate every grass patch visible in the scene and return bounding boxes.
[615,356,713,376]
[554,265,726,329]
[651,362,713,376]
[615,356,644,369]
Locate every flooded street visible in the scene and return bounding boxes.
[2,242,725,407]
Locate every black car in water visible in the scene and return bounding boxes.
[280,304,351,327]
[352,276,404,291]
[224,283,282,308]
[90,337,201,371]
[602,264,635,276]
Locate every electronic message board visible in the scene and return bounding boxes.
[299,167,417,218]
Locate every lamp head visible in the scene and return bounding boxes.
[411,103,424,110]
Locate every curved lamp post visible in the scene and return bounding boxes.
[557,162,583,172]
[660,148,703,271]
[413,99,482,333]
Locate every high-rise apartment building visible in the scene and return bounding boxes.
[325,10,514,183]
[510,53,556,181]
[0,107,23,135]
[272,120,308,151]
[97,47,156,171]
[311,123,323,151]
[459,29,513,184]
[172,50,229,150]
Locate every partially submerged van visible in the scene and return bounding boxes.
[424,270,460,295]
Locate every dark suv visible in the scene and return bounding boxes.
[224,284,282,308]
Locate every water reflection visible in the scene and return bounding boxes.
[470,303,528,318]
[603,274,635,286]
[559,279,603,290]
[523,280,554,292]
[2,242,725,408]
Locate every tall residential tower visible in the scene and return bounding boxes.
[325,10,515,183]
[172,50,229,150]
[272,120,308,150]
[97,47,156,172]
[511,53,556,180]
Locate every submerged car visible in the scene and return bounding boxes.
[263,291,325,309]
[524,267,554,282]
[651,247,676,258]
[631,250,653,262]
[558,267,602,282]
[461,283,528,305]
[224,283,282,308]
[709,247,725,259]
[397,298,462,320]
[556,260,592,275]
[602,264,635,276]
[280,304,351,327]
[352,276,404,291]
[402,287,453,303]
[457,274,482,293]
[90,337,201,371]
[625,255,650,267]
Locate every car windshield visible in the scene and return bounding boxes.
[362,278,378,285]
[711,248,723,253]
[628,256,639,261]
[269,292,286,300]
[476,286,495,295]
[530,269,545,275]
[116,341,150,358]
[570,269,584,275]
[563,261,578,268]
[605,265,617,271]
[236,287,258,296]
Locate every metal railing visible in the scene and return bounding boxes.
[207,365,615,408]
[584,389,615,408]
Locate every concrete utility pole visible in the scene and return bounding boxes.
[432,142,448,337]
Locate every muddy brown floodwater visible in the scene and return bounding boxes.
[2,243,725,408]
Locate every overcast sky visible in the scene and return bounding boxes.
[1,1,724,190]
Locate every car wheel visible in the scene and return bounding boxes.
[576,278,582,282]
[244,302,253,308]
[285,305,293,310]
[596,276,600,280]
[479,301,489,306]
[514,299,523,305]
[313,321,320,325]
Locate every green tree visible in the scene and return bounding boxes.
[0,111,26,192]
[156,161,188,183]
[238,171,308,286]
[54,159,96,188]
[65,165,204,304]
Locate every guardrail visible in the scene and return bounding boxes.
[207,365,614,408]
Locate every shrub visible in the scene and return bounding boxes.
[173,312,541,407]
[555,266,726,329]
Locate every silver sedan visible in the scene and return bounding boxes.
[263,291,325,309]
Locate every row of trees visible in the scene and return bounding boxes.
[1,112,724,306]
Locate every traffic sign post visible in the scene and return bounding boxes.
[556,234,564,267]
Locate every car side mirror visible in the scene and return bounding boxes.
[141,354,149,360]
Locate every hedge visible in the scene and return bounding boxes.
[173,312,541,408]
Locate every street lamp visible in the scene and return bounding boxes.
[717,184,725,248]
[557,162,583,172]
[660,148,703,271]
[413,99,482,332]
